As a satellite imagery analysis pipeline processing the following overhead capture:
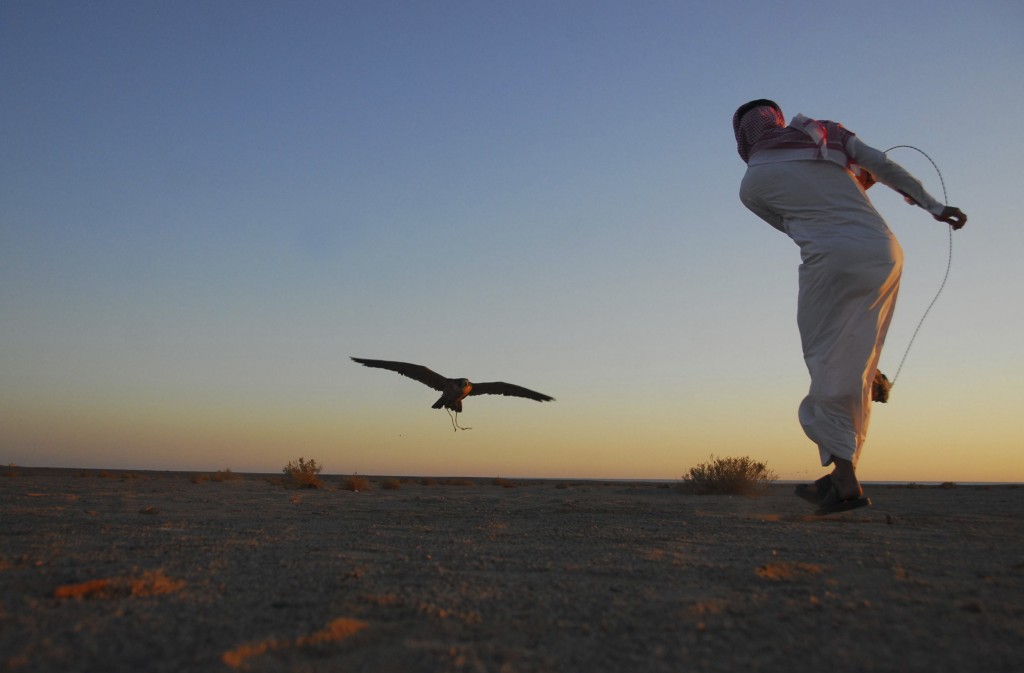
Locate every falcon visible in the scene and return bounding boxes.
[350,357,554,431]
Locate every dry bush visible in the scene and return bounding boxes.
[493,477,517,488]
[211,469,242,482]
[282,457,323,489]
[342,475,371,492]
[191,473,210,484]
[379,478,401,490]
[420,477,438,486]
[679,455,776,496]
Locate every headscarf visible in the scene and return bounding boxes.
[732,99,785,163]
[732,99,857,167]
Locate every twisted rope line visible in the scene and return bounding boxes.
[883,145,953,386]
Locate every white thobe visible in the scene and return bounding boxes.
[739,138,944,467]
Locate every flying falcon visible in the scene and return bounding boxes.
[350,357,555,431]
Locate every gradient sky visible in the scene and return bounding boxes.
[3,1,1022,482]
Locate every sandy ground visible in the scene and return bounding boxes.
[1,467,1022,673]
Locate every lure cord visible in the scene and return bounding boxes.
[883,145,953,387]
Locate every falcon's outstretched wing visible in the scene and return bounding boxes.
[468,381,554,402]
[350,357,449,391]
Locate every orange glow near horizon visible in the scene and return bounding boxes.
[3,382,1020,484]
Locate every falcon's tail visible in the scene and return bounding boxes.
[432,396,461,412]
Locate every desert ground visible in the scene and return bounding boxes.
[1,467,1022,672]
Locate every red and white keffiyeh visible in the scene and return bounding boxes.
[733,102,785,163]
[789,113,829,158]
[733,100,856,167]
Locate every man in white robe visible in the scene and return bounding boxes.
[733,99,967,513]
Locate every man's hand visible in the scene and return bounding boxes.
[935,206,967,230]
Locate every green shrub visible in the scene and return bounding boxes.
[679,455,776,496]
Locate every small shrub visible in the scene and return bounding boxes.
[493,477,517,488]
[194,469,242,484]
[679,455,776,496]
[342,475,370,492]
[380,478,401,490]
[283,457,323,489]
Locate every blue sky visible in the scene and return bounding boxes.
[2,1,1022,481]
